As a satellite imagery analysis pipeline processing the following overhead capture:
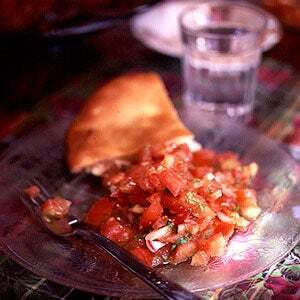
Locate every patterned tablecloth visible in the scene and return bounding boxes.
[0,23,300,300]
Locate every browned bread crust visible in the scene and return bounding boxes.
[66,72,193,174]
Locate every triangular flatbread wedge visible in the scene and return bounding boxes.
[66,72,194,175]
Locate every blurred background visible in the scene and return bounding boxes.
[0,0,159,112]
[0,0,299,114]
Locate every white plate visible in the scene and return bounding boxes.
[131,0,282,57]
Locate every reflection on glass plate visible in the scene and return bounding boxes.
[131,0,282,57]
[0,111,299,298]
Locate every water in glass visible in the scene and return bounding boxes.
[180,3,267,118]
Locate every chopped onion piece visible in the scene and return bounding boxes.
[145,225,173,242]
[203,173,215,181]
[161,155,175,169]
[217,212,235,224]
[177,223,200,235]
[245,162,258,177]
[186,139,202,152]
[240,205,261,220]
[177,224,186,235]
[235,216,250,228]
[209,189,223,201]
[128,204,144,214]
[146,240,166,253]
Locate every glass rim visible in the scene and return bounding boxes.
[179,0,268,40]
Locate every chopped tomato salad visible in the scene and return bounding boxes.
[85,143,261,268]
[29,143,260,268]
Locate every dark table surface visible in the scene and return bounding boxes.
[1,2,300,300]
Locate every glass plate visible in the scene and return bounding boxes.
[0,111,299,299]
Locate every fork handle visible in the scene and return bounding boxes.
[75,227,201,300]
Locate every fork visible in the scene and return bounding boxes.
[20,180,201,300]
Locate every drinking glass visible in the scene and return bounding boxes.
[179,1,267,118]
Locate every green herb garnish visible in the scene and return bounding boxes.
[185,192,206,210]
[203,227,213,239]
[175,236,189,245]
[185,191,199,205]
[171,236,189,251]
[235,205,241,213]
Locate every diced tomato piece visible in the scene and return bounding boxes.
[161,193,186,214]
[129,165,149,189]
[192,166,214,178]
[235,189,261,220]
[24,185,40,198]
[130,246,154,267]
[235,189,257,205]
[191,250,209,267]
[152,215,169,229]
[130,165,163,192]
[113,204,137,225]
[173,210,191,225]
[159,144,192,174]
[158,169,185,197]
[127,188,149,206]
[199,224,215,240]
[207,199,222,212]
[202,233,227,257]
[196,216,214,232]
[170,241,197,264]
[214,220,235,240]
[193,149,216,167]
[140,194,163,228]
[218,152,241,171]
[172,143,192,163]
[41,197,71,220]
[85,197,114,228]
[102,217,133,245]
[147,192,160,203]
[125,235,145,250]
[148,172,164,191]
[210,195,236,212]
